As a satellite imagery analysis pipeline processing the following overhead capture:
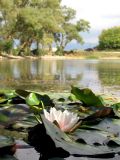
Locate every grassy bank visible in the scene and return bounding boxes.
[64,50,120,59]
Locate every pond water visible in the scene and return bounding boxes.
[0,58,120,95]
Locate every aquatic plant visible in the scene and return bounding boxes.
[43,107,79,132]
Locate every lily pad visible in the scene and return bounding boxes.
[111,103,120,117]
[0,155,17,160]
[0,113,10,123]
[71,128,120,147]
[16,89,54,107]
[92,118,120,136]
[0,104,30,127]
[15,89,30,99]
[26,93,40,106]
[71,87,105,107]
[0,136,15,148]
[28,115,120,159]
[0,135,16,155]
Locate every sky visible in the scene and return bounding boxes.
[61,0,120,49]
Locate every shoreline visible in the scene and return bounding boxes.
[41,55,120,60]
[1,52,120,60]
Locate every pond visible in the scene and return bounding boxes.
[0,58,120,95]
[1,58,120,160]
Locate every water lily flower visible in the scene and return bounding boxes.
[43,107,79,132]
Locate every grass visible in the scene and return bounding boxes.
[64,50,120,59]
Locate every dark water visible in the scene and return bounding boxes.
[0,58,120,95]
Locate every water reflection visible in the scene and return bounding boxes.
[0,59,120,95]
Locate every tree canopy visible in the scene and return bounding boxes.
[98,26,120,50]
[0,0,90,55]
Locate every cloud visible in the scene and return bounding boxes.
[62,0,120,44]
[62,0,120,28]
[103,15,120,19]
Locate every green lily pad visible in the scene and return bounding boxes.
[0,113,10,123]
[16,89,54,107]
[71,86,105,107]
[4,91,16,99]
[111,103,120,117]
[15,90,30,99]
[26,93,40,106]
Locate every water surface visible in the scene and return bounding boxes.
[0,58,120,95]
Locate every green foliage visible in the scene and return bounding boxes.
[71,86,105,107]
[0,0,90,55]
[1,88,120,159]
[98,26,120,50]
[76,19,90,32]
[54,7,90,54]
[38,49,47,56]
[26,93,40,106]
[111,103,120,117]
[0,39,13,54]
[0,113,9,123]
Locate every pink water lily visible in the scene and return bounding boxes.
[43,107,79,132]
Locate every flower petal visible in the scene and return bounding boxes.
[43,107,79,132]
[43,109,50,121]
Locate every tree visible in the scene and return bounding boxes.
[0,0,90,55]
[54,7,90,54]
[98,26,120,50]
[0,0,63,55]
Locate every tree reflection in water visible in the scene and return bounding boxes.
[0,59,120,95]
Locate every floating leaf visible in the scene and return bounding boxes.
[4,91,16,99]
[10,96,26,104]
[71,86,105,107]
[58,98,65,102]
[0,104,30,127]
[0,113,10,123]
[26,93,40,106]
[28,115,120,159]
[0,136,15,148]
[72,128,120,147]
[68,93,78,102]
[83,107,114,122]
[88,118,120,137]
[36,94,54,107]
[111,103,120,117]
[0,136,16,156]
[0,155,17,160]
[0,98,8,104]
[72,129,109,145]
[15,90,30,99]
[16,90,54,107]
[0,94,8,105]
[11,115,37,131]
